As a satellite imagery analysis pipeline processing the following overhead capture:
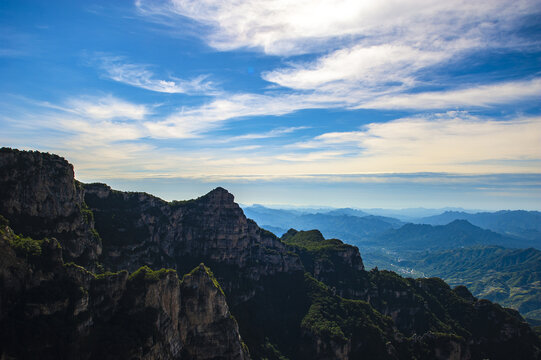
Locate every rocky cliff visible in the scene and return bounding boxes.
[0,217,248,360]
[83,182,302,303]
[1,147,540,360]
[0,148,101,266]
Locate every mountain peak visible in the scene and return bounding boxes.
[203,187,235,203]
[446,219,476,228]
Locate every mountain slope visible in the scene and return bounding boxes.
[401,246,541,320]
[373,220,520,250]
[417,210,541,247]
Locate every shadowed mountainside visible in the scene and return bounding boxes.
[1,148,540,360]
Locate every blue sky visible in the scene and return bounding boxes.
[1,0,540,209]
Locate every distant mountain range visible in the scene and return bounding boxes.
[242,205,403,242]
[371,219,539,250]
[416,210,541,242]
[243,204,541,322]
[242,205,540,249]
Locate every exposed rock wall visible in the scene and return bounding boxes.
[0,148,101,266]
[0,221,249,360]
[180,264,249,360]
[84,183,303,302]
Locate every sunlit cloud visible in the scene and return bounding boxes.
[290,112,541,174]
[137,0,538,56]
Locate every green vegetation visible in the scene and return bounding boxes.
[80,202,94,224]
[0,214,9,227]
[64,261,95,275]
[182,263,225,296]
[95,270,128,280]
[409,246,541,319]
[301,273,398,358]
[128,265,177,283]
[9,234,43,257]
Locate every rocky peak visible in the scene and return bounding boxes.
[180,263,249,360]
[202,186,236,205]
[0,148,101,266]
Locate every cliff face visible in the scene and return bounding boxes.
[0,148,101,266]
[83,182,302,302]
[179,264,249,360]
[0,219,248,360]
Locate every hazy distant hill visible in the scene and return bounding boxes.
[359,207,479,221]
[417,210,541,244]
[323,208,370,217]
[371,219,530,250]
[242,205,403,241]
[404,246,541,320]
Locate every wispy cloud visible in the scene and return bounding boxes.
[3,95,540,182]
[144,93,337,138]
[141,77,541,137]
[135,0,540,117]
[62,95,150,120]
[137,0,538,55]
[262,44,453,91]
[97,55,216,94]
[220,126,309,142]
[290,112,541,173]
[358,78,541,110]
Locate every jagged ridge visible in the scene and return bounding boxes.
[1,148,540,360]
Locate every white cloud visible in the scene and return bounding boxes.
[221,126,308,142]
[98,56,216,94]
[358,78,541,110]
[64,95,149,120]
[144,93,337,138]
[137,0,537,55]
[135,0,540,116]
[289,112,541,174]
[262,44,451,90]
[141,77,541,138]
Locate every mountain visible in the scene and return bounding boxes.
[1,148,540,360]
[372,220,526,251]
[243,205,403,243]
[417,210,541,246]
[397,246,541,321]
[323,208,370,217]
[358,207,479,221]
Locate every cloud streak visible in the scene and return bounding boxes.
[97,56,216,94]
[291,112,541,174]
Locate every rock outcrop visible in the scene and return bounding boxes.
[180,264,249,360]
[0,218,248,360]
[83,182,302,302]
[0,148,101,266]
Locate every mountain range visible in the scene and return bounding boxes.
[416,210,541,242]
[1,147,540,360]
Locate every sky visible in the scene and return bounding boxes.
[1,0,540,209]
